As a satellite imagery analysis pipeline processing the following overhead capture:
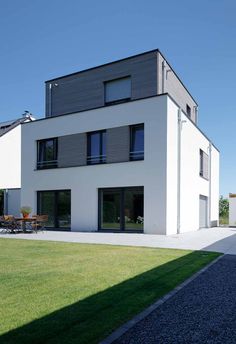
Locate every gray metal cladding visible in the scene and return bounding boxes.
[106,126,130,163]
[58,133,87,168]
[45,51,158,117]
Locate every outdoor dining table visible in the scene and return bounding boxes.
[15,217,36,233]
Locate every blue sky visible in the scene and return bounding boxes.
[0,0,235,196]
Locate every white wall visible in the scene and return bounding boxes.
[5,189,21,216]
[21,96,169,234]
[0,125,21,189]
[21,95,219,235]
[229,197,236,226]
[166,97,219,233]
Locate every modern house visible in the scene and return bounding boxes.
[21,49,219,234]
[0,114,34,216]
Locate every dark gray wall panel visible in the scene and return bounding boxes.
[58,133,86,168]
[157,52,197,123]
[107,126,130,163]
[46,51,158,117]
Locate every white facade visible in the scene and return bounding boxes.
[0,125,22,216]
[21,94,219,234]
[229,195,236,226]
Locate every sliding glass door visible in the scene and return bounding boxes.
[37,190,71,230]
[99,187,144,231]
[0,190,4,215]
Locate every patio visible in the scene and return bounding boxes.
[1,227,236,254]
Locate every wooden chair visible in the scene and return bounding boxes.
[31,215,48,233]
[2,215,19,233]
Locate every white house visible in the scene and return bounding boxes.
[21,49,219,234]
[0,114,34,216]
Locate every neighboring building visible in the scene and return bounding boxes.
[0,114,34,216]
[229,194,236,226]
[21,49,219,234]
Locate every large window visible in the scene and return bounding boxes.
[0,190,4,215]
[130,124,144,161]
[87,130,106,165]
[200,149,209,180]
[37,190,71,229]
[37,138,57,169]
[99,187,144,231]
[104,77,131,105]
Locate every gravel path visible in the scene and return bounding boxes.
[114,255,236,344]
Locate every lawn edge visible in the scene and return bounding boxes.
[99,253,223,344]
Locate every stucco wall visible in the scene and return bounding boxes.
[229,197,236,226]
[0,125,21,189]
[21,95,168,234]
[166,97,219,233]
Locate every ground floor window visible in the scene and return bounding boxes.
[37,190,71,230]
[99,187,144,231]
[0,190,4,215]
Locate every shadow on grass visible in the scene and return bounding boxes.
[0,249,219,344]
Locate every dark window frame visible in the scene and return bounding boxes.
[186,104,191,117]
[87,130,106,165]
[199,149,209,180]
[98,186,144,232]
[104,76,131,106]
[37,189,71,230]
[37,137,58,169]
[130,124,144,161]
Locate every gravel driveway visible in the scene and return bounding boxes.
[114,255,236,344]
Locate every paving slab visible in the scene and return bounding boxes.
[113,255,236,344]
[1,227,236,254]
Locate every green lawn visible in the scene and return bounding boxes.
[0,239,220,344]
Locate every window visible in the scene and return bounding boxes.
[105,77,131,105]
[37,138,57,169]
[87,130,106,164]
[200,149,209,179]
[37,190,71,229]
[186,104,191,117]
[130,124,144,161]
[99,187,144,231]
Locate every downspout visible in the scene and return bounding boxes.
[177,109,186,234]
[162,60,166,93]
[208,143,212,227]
[49,83,52,117]
[177,109,182,234]
[4,189,8,214]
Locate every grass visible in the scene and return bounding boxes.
[0,238,220,344]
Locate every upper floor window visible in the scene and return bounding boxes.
[87,130,106,165]
[37,138,58,169]
[186,104,191,117]
[130,124,144,161]
[104,77,131,105]
[200,149,209,180]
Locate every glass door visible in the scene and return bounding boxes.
[37,190,71,230]
[0,190,4,215]
[99,187,144,231]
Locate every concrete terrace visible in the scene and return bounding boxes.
[1,227,236,254]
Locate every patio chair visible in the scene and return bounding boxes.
[2,215,20,233]
[31,215,48,233]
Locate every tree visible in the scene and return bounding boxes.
[219,196,229,218]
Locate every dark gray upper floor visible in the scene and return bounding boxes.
[45,49,198,123]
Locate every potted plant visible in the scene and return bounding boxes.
[20,206,32,219]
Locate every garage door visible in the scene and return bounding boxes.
[199,195,208,228]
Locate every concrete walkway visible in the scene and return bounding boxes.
[1,227,236,254]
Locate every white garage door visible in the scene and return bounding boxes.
[199,195,208,228]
